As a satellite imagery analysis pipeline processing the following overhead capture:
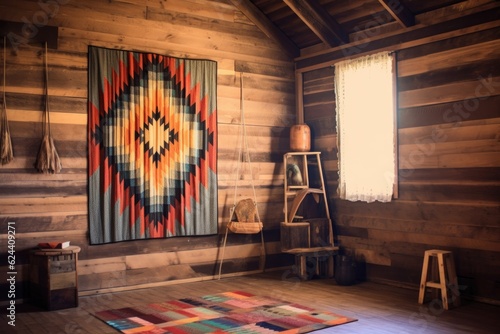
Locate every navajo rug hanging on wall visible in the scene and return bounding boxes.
[88,46,217,244]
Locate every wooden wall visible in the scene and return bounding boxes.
[1,0,498,305]
[302,11,500,301]
[0,0,295,301]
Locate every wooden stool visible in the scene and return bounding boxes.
[418,249,460,310]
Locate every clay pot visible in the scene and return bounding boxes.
[290,124,311,152]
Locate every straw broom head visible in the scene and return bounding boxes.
[1,36,13,165]
[35,134,62,174]
[34,42,62,173]
[0,115,14,165]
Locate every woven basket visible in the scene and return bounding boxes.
[228,221,263,234]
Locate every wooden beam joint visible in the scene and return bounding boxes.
[284,0,349,47]
[228,0,299,58]
[378,0,415,27]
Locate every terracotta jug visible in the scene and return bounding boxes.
[290,124,311,152]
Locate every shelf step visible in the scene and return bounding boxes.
[282,246,339,254]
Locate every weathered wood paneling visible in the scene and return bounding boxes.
[1,0,499,304]
[303,18,500,301]
[0,0,295,300]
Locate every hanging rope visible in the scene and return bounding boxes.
[229,72,261,227]
[218,72,266,278]
[34,42,62,173]
[43,42,51,140]
[1,35,14,165]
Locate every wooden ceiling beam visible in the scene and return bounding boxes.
[296,6,500,72]
[378,0,415,27]
[227,0,300,58]
[283,0,349,47]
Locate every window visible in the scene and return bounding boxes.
[334,51,397,203]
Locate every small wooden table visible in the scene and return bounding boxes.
[30,246,81,310]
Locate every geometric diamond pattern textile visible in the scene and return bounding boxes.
[88,46,217,244]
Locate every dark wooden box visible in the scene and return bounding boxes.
[281,218,332,251]
[30,246,80,310]
[281,222,310,251]
[308,218,331,248]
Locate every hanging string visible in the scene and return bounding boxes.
[231,72,261,223]
[240,75,261,223]
[43,42,51,138]
[232,73,244,207]
[2,36,5,106]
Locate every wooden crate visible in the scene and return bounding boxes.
[281,222,309,251]
[281,218,332,251]
[30,246,81,310]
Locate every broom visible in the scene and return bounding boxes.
[1,36,13,165]
[34,42,62,173]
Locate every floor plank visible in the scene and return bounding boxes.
[2,271,499,333]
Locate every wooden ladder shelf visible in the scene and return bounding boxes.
[281,151,338,280]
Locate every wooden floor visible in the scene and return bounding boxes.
[3,271,499,334]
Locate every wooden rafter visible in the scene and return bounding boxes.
[283,0,349,47]
[296,6,500,72]
[227,0,299,58]
[378,0,415,27]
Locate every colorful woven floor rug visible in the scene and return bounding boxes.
[94,291,356,333]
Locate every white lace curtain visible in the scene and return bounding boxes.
[334,51,396,203]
